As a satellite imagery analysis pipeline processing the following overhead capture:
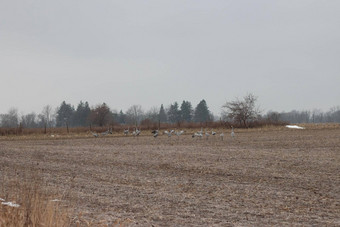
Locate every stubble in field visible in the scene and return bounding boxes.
[0,126,339,226]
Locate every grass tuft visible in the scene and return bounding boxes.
[0,177,70,226]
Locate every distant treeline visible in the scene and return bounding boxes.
[0,100,214,129]
[265,108,340,124]
[1,96,339,132]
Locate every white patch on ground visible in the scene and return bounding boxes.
[1,201,20,208]
[0,198,5,202]
[286,125,305,129]
[51,199,61,202]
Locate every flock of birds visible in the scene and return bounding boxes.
[91,126,235,140]
[90,128,113,138]
[191,126,235,141]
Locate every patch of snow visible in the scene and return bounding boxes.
[0,198,5,202]
[1,201,20,208]
[286,125,305,129]
[51,199,61,202]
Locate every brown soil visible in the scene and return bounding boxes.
[1,126,339,226]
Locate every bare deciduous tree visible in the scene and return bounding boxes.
[0,108,19,127]
[21,112,38,128]
[89,103,112,127]
[37,105,55,133]
[222,93,261,127]
[126,105,144,127]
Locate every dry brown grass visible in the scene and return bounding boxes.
[0,176,70,226]
[0,174,133,226]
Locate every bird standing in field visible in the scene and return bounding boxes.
[205,129,210,140]
[220,132,224,141]
[132,127,140,137]
[91,131,98,138]
[101,128,112,136]
[192,131,203,139]
[135,128,141,136]
[231,126,235,138]
[152,129,159,138]
[164,130,174,137]
[124,127,129,136]
[175,130,184,137]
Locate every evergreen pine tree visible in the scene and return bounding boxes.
[118,110,126,124]
[180,100,193,122]
[159,104,167,123]
[194,99,211,123]
[74,101,91,126]
[168,102,180,124]
[56,101,75,127]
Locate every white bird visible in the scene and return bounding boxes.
[231,126,235,138]
[124,127,129,136]
[164,130,173,137]
[152,129,159,138]
[205,129,210,140]
[192,131,203,139]
[220,132,224,141]
[175,130,184,137]
[132,127,140,137]
[211,130,216,136]
[135,128,141,136]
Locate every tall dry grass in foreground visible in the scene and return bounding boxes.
[0,177,70,227]
[0,174,125,226]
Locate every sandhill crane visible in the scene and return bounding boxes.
[152,129,159,138]
[220,132,224,141]
[101,128,113,136]
[175,130,184,137]
[205,129,210,140]
[175,130,184,140]
[135,127,141,136]
[101,131,109,136]
[91,131,99,138]
[192,127,203,137]
[164,130,174,137]
[192,131,203,139]
[124,127,129,136]
[231,126,235,138]
[132,127,140,137]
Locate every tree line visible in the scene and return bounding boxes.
[265,108,340,124]
[1,94,339,129]
[0,99,213,128]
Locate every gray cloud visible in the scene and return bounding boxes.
[1,0,339,115]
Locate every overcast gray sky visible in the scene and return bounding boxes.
[1,0,339,115]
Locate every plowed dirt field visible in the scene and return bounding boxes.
[1,126,339,226]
